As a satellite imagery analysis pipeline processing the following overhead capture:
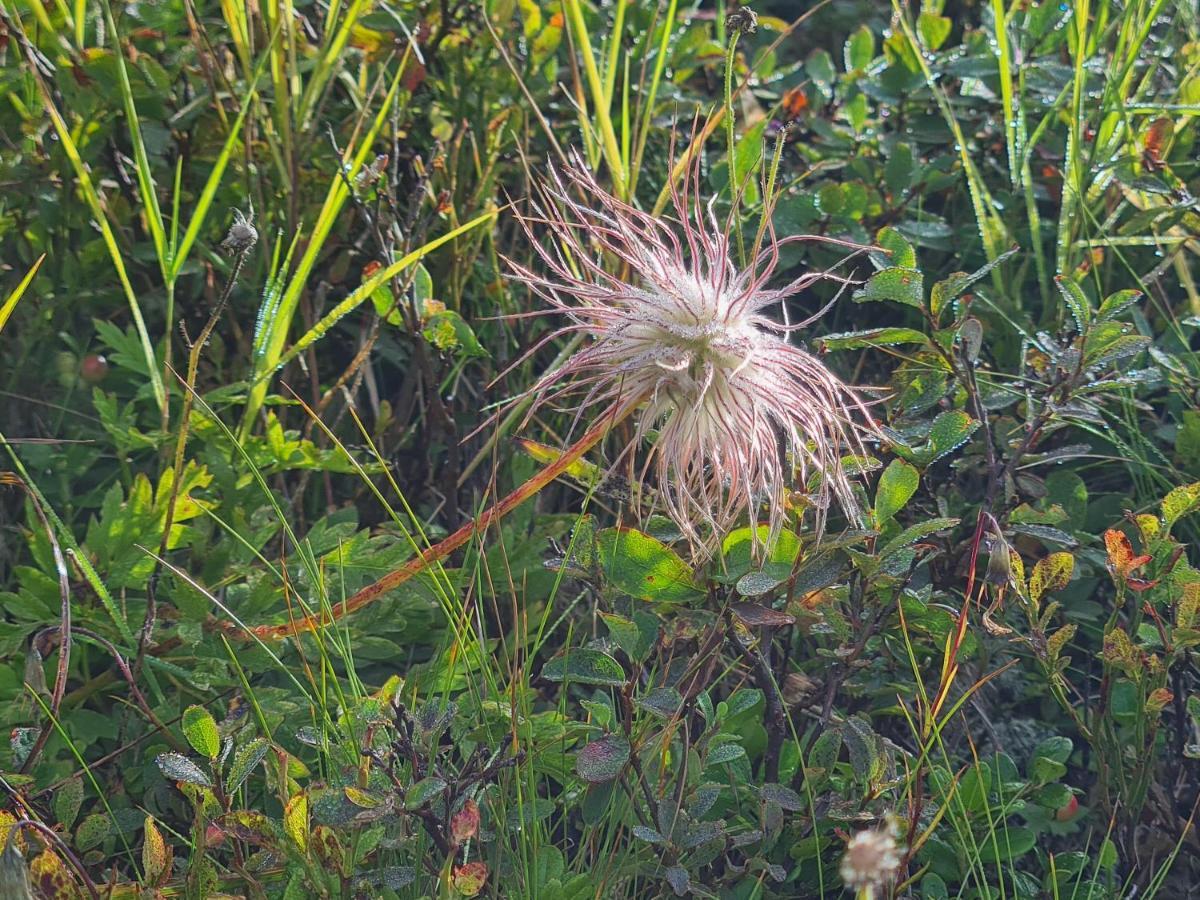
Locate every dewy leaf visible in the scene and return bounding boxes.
[853,266,924,308]
[576,734,630,783]
[181,705,221,760]
[404,777,448,809]
[874,459,919,522]
[226,738,270,794]
[817,327,928,352]
[156,752,211,788]
[597,528,702,603]
[1055,276,1093,331]
[541,649,627,686]
[1030,553,1074,604]
[872,225,915,268]
[1163,482,1200,527]
[284,793,308,851]
[879,517,959,559]
[844,24,875,72]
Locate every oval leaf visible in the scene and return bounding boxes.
[576,734,631,783]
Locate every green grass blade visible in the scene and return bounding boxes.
[28,67,165,411]
[103,0,168,279]
[263,207,497,377]
[0,253,44,335]
[241,60,411,433]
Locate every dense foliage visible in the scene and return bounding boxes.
[1,0,1199,897]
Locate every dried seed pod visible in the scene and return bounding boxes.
[220,208,258,256]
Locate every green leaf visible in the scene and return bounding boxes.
[817,327,928,352]
[597,528,702,603]
[404,777,448,809]
[978,826,1036,863]
[874,459,918,522]
[156,752,211,788]
[879,517,959,559]
[226,738,270,794]
[884,143,913,194]
[1055,276,1093,331]
[916,12,952,50]
[576,735,630,783]
[1097,289,1142,322]
[1163,482,1200,527]
[541,649,627,686]
[873,226,916,269]
[844,25,875,71]
[1030,553,1074,604]
[599,612,657,663]
[853,267,924,308]
[181,706,221,760]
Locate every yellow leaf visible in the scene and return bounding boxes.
[283,792,308,852]
[142,815,172,886]
[1030,552,1074,605]
[517,438,600,483]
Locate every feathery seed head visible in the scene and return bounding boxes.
[505,154,878,554]
[840,825,902,895]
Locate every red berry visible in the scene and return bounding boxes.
[80,354,109,383]
[1055,794,1079,822]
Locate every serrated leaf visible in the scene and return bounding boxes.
[874,459,918,522]
[666,865,690,896]
[542,649,627,686]
[576,735,630,783]
[632,825,665,844]
[52,776,83,830]
[156,753,211,788]
[181,706,220,760]
[853,266,924,308]
[873,226,915,268]
[707,743,746,766]
[597,528,702,603]
[1084,334,1150,369]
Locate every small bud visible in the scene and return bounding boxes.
[725,6,758,35]
[220,208,258,256]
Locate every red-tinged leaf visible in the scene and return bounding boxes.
[142,815,172,886]
[453,861,488,897]
[451,799,480,845]
[1104,529,1149,581]
[1126,577,1159,593]
[1147,687,1173,713]
[576,734,631,783]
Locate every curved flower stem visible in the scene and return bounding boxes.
[224,406,631,642]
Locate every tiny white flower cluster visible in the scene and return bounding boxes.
[840,825,902,896]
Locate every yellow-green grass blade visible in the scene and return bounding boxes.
[0,253,44,336]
